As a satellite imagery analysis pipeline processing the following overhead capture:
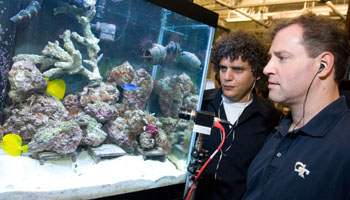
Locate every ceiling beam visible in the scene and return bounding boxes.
[230,9,270,28]
[217,19,231,31]
[216,0,270,28]
[215,0,319,9]
[322,0,346,21]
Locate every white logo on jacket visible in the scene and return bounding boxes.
[294,161,310,179]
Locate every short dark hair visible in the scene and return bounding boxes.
[272,12,350,84]
[211,30,268,78]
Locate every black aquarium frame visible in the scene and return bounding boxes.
[94,183,185,200]
[146,0,218,28]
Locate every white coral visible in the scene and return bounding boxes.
[13,2,102,84]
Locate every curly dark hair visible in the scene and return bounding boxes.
[272,12,350,84]
[211,30,269,96]
[211,30,268,77]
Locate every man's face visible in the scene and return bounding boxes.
[264,24,317,106]
[219,56,256,103]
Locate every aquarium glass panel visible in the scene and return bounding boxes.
[0,0,216,199]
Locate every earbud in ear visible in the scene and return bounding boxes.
[318,63,326,73]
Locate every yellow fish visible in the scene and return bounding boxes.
[44,77,66,100]
[0,134,28,156]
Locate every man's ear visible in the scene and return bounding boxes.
[318,52,334,77]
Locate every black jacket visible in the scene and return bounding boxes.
[194,88,281,200]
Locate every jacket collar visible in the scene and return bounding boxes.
[202,88,223,114]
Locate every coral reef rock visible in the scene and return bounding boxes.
[84,101,117,123]
[0,126,4,142]
[74,113,107,147]
[139,132,155,149]
[2,94,68,140]
[8,61,46,103]
[155,73,196,117]
[139,114,168,151]
[124,109,147,134]
[183,94,199,111]
[63,94,84,119]
[107,61,135,86]
[105,117,136,152]
[155,130,169,151]
[80,82,120,106]
[159,117,194,150]
[114,103,126,114]
[145,124,159,136]
[29,94,68,121]
[3,106,50,140]
[159,117,179,133]
[122,68,153,110]
[63,94,80,110]
[28,120,83,154]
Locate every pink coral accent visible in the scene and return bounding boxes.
[145,124,158,136]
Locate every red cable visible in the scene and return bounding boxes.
[185,120,226,200]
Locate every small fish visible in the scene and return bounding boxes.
[45,77,66,100]
[0,134,28,156]
[122,83,141,90]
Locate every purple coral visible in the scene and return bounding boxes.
[145,124,158,137]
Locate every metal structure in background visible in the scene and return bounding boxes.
[196,0,350,82]
[347,0,350,39]
[195,0,349,33]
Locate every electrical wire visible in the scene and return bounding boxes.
[292,69,319,131]
[185,120,226,200]
[215,94,251,179]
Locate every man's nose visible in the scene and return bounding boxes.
[224,68,234,80]
[263,59,274,76]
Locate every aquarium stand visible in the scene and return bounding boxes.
[31,151,77,165]
[88,144,127,163]
[137,147,167,162]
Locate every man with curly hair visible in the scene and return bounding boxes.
[193,30,281,200]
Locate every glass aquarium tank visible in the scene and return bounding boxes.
[0,0,217,199]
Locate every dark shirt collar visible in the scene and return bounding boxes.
[278,97,348,137]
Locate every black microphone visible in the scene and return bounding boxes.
[178,108,232,127]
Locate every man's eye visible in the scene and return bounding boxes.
[234,68,243,72]
[219,66,227,71]
[279,56,287,61]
